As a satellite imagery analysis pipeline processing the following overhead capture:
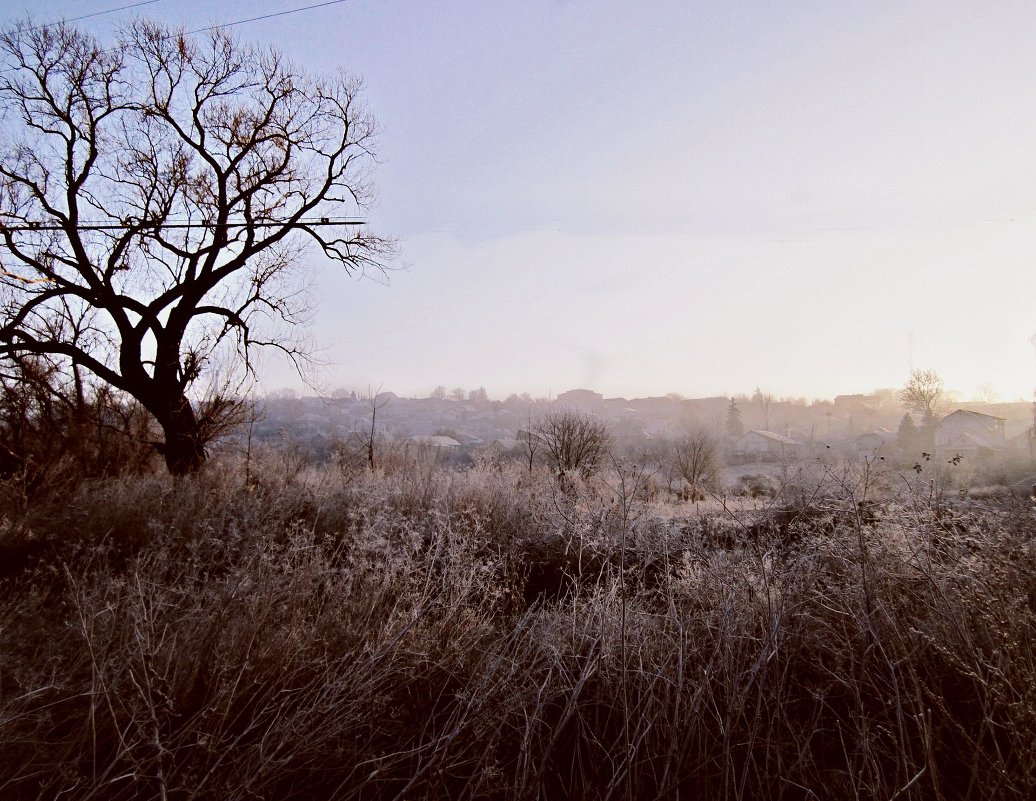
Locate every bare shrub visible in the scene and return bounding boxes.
[735,472,780,497]
[668,426,722,499]
[535,408,611,477]
[1,456,1034,800]
[0,357,157,497]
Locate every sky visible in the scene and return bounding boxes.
[7,0,1036,401]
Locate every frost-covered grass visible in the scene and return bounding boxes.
[1,452,1034,800]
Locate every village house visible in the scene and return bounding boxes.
[934,410,1007,461]
[405,435,461,450]
[482,438,521,459]
[732,430,807,462]
[854,429,896,459]
[555,388,604,408]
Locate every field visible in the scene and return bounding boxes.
[1,450,1034,800]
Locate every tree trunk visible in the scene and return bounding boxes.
[156,395,207,476]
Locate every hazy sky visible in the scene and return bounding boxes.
[11,1,1036,400]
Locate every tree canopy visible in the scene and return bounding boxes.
[535,408,611,476]
[0,20,391,473]
[900,369,944,427]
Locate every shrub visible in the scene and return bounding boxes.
[535,408,611,477]
[1,456,1034,800]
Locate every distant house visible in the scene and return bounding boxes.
[832,394,879,435]
[854,429,896,459]
[516,429,542,445]
[405,435,460,449]
[1006,427,1035,459]
[732,430,806,462]
[483,438,521,458]
[934,410,1007,460]
[556,388,604,407]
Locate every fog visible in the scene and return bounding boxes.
[23,1,1035,404]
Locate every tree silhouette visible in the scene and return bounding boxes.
[900,369,944,428]
[670,426,721,499]
[535,408,610,476]
[897,413,919,454]
[0,21,391,473]
[752,387,774,430]
[726,398,744,438]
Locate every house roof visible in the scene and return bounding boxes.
[556,388,603,403]
[406,435,460,448]
[741,430,803,445]
[485,438,520,451]
[942,409,1007,423]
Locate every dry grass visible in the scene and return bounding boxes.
[1,452,1034,800]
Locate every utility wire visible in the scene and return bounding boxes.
[0,217,365,232]
[9,0,349,39]
[187,0,350,35]
[1,1,162,74]
[20,1,162,32]
[3,1,350,73]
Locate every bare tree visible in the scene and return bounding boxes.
[669,426,721,499]
[359,386,389,472]
[0,21,391,474]
[753,387,774,431]
[535,408,610,477]
[518,407,541,472]
[975,382,999,404]
[900,369,944,427]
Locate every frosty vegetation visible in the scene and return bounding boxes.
[1,13,1033,801]
[1,416,1034,799]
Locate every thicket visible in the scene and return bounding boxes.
[1,448,1034,800]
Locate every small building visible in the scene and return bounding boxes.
[483,438,521,458]
[405,435,460,449]
[854,429,896,459]
[732,430,806,462]
[516,429,543,445]
[935,410,1007,460]
[556,388,604,407]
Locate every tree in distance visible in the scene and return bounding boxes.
[725,397,744,439]
[752,387,774,431]
[900,369,946,450]
[670,426,721,500]
[896,412,920,455]
[535,408,611,477]
[0,21,392,474]
[900,369,945,428]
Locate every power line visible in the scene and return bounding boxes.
[21,1,162,32]
[8,0,349,41]
[187,0,351,35]
[1,1,162,74]
[0,217,365,233]
[3,1,352,74]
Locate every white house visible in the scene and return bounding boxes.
[405,435,460,449]
[732,430,806,462]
